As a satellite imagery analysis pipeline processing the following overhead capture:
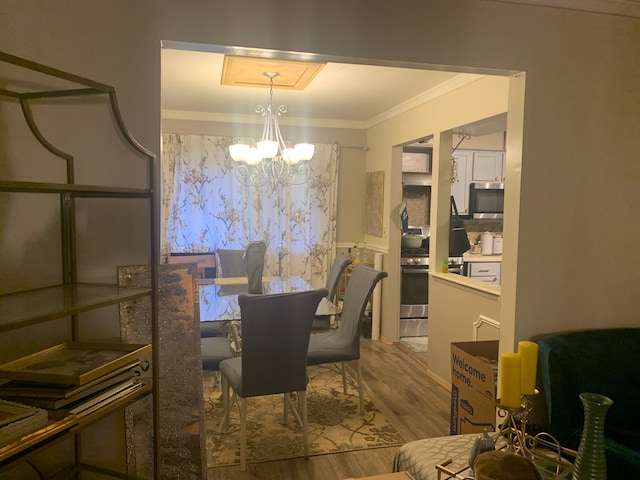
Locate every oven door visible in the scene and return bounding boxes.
[400,265,429,318]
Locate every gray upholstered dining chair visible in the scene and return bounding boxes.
[312,253,352,331]
[216,248,247,277]
[306,264,387,414]
[201,336,234,381]
[326,252,352,304]
[244,241,266,294]
[218,288,328,471]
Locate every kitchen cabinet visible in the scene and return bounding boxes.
[466,262,501,285]
[452,150,505,216]
[402,146,432,173]
[451,150,473,215]
[0,52,158,478]
[471,150,505,182]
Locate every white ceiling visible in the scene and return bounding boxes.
[161,48,487,131]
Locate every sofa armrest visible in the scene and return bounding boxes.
[535,328,640,450]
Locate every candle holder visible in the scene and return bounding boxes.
[495,390,577,478]
[496,390,537,457]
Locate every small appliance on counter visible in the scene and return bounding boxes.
[480,231,494,255]
[492,235,503,255]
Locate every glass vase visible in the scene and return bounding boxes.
[572,392,613,480]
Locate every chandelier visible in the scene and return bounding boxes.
[229,71,314,189]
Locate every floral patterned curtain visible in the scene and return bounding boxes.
[161,134,339,288]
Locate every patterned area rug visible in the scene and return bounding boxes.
[203,366,405,467]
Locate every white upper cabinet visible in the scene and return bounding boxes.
[451,150,473,215]
[452,149,506,216]
[471,151,505,182]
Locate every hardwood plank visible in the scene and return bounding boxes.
[206,338,451,479]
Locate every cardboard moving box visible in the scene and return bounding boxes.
[450,340,498,435]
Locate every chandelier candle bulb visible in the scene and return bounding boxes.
[499,352,522,408]
[518,341,539,395]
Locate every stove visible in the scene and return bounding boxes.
[401,247,429,256]
[400,249,464,337]
[401,248,464,268]
[401,248,429,267]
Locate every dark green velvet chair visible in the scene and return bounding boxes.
[535,328,640,478]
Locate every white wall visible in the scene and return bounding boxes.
[428,277,501,387]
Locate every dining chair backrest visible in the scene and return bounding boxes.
[325,253,352,303]
[332,265,388,357]
[217,249,247,277]
[238,288,328,398]
[245,241,266,294]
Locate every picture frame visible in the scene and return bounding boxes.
[365,170,384,237]
[0,400,37,428]
[0,343,151,386]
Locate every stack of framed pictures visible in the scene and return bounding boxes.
[0,343,150,418]
[0,400,48,448]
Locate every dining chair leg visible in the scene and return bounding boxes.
[283,392,304,427]
[240,397,247,471]
[341,362,348,394]
[282,393,289,424]
[356,359,364,415]
[300,390,309,458]
[218,375,230,434]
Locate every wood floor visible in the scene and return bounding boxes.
[206,338,451,479]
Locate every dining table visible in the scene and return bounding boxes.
[198,276,340,324]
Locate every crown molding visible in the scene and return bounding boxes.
[163,73,484,130]
[486,0,640,18]
[365,74,484,129]
[162,110,369,130]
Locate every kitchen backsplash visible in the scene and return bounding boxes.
[464,219,503,246]
[404,191,430,226]
[404,194,502,247]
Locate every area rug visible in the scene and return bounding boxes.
[203,366,405,467]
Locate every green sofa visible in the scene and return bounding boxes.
[535,328,640,477]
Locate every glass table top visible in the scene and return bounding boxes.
[198,276,339,322]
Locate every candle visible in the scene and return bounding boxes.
[518,341,538,395]
[500,352,522,408]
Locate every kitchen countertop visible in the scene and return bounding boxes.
[431,271,501,296]
[463,253,502,263]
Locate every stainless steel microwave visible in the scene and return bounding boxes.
[469,182,504,219]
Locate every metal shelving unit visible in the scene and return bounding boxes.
[0,51,159,478]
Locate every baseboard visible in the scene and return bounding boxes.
[425,369,452,393]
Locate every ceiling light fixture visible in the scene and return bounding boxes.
[229,71,314,189]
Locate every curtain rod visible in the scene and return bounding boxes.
[335,141,369,151]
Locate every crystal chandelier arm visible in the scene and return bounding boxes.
[273,107,288,154]
[229,70,312,189]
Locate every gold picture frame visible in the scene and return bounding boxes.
[0,343,151,386]
[0,400,37,428]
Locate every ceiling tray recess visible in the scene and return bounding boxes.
[221,55,325,90]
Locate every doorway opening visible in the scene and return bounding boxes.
[160,41,525,350]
